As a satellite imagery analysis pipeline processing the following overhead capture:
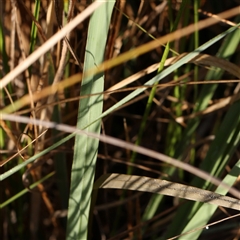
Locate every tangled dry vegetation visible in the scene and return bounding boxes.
[1,0,240,239]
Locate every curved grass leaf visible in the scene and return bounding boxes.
[164,99,240,239]
[94,173,240,211]
[178,159,240,239]
[163,16,240,238]
[142,17,240,226]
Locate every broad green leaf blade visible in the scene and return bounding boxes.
[66,2,115,239]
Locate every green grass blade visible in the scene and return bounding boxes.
[66,2,115,239]
[164,99,240,238]
[0,12,9,74]
[0,171,55,209]
[0,133,75,181]
[174,15,240,159]
[96,22,240,123]
[29,0,41,55]
[162,16,240,238]
[138,0,190,222]
[142,19,240,225]
[178,159,240,240]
